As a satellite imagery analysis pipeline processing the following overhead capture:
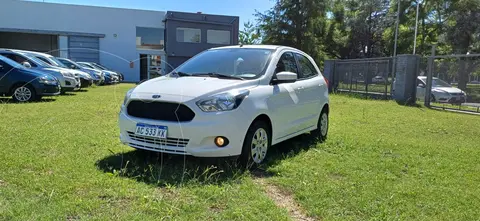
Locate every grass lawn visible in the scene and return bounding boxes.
[1,84,480,220]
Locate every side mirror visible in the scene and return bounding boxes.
[70,65,76,69]
[22,62,32,68]
[273,71,297,84]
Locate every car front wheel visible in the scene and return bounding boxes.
[311,108,329,142]
[12,85,36,102]
[240,121,271,168]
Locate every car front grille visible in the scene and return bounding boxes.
[127,131,189,148]
[127,100,195,122]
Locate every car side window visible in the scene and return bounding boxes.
[295,53,318,79]
[417,79,425,87]
[275,52,298,74]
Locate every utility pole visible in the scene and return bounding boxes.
[413,1,420,54]
[391,0,401,80]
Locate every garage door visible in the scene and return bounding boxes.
[0,32,58,55]
[68,36,100,63]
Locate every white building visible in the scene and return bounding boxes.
[0,0,239,82]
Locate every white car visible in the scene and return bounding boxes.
[119,45,329,165]
[417,76,467,104]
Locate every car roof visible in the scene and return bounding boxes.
[209,44,301,52]
[16,50,53,58]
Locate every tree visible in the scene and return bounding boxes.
[239,21,260,45]
[255,0,329,65]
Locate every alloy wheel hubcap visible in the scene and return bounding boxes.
[251,128,268,164]
[320,113,328,137]
[14,87,32,102]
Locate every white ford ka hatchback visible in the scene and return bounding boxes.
[119,45,329,165]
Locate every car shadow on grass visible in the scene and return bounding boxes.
[0,98,56,104]
[95,133,320,186]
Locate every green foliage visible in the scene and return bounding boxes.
[253,0,480,60]
[239,21,261,45]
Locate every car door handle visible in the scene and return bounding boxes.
[295,87,304,91]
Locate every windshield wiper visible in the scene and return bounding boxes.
[171,71,191,77]
[191,72,244,80]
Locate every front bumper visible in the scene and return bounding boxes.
[80,78,93,88]
[63,77,78,89]
[118,106,252,157]
[37,84,61,96]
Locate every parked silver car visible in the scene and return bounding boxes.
[21,51,93,88]
[57,57,104,85]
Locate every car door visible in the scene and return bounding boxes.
[0,60,12,94]
[266,51,305,140]
[293,52,324,129]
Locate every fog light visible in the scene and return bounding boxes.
[214,136,229,147]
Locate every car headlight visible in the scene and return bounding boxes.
[38,76,57,85]
[60,71,74,77]
[196,89,250,112]
[123,88,134,105]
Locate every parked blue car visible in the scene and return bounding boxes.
[0,55,60,102]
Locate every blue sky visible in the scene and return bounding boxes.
[27,0,275,27]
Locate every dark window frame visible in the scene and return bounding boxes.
[294,53,319,80]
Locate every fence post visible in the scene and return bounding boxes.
[349,64,353,92]
[365,62,369,95]
[425,45,436,107]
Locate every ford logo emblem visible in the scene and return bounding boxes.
[152,94,161,99]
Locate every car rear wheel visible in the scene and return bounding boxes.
[12,85,36,102]
[239,121,271,168]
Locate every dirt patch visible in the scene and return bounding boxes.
[253,177,317,221]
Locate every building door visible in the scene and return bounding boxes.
[140,54,164,81]
[140,54,148,81]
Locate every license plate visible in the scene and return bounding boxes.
[135,123,167,139]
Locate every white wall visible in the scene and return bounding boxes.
[0,0,166,82]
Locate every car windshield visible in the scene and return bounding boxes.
[79,63,97,69]
[19,53,51,67]
[432,78,452,87]
[0,55,24,69]
[174,48,274,79]
[90,63,106,70]
[48,57,68,68]
[59,59,81,69]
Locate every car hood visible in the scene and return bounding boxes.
[433,87,464,94]
[20,68,56,79]
[131,76,259,102]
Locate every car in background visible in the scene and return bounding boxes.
[56,57,104,85]
[416,76,467,104]
[21,51,93,88]
[0,55,60,102]
[0,49,79,93]
[119,45,330,166]
[372,75,387,84]
[77,62,119,84]
[86,62,124,81]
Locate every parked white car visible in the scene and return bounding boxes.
[417,76,467,104]
[119,45,329,165]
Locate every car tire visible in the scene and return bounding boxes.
[11,84,36,102]
[311,108,329,142]
[239,121,271,169]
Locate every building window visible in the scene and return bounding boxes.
[207,30,231,44]
[136,27,165,50]
[176,28,201,43]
